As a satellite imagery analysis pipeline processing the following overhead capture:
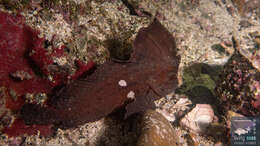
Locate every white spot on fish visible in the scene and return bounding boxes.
[118,80,127,87]
[127,91,135,99]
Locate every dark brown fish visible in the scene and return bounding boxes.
[20,19,180,127]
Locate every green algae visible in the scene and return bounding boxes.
[177,63,222,94]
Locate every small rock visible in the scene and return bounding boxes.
[10,70,32,81]
[254,38,260,46]
[256,32,260,38]
[180,104,215,134]
[215,142,224,146]
[156,109,176,122]
[8,137,23,146]
[136,110,179,146]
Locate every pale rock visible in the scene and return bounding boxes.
[180,104,215,134]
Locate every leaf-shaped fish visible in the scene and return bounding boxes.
[20,19,180,127]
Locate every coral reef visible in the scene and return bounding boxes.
[0,0,259,145]
[0,11,93,137]
[216,50,260,116]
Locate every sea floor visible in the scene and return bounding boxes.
[0,0,259,145]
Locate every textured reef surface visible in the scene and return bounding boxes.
[0,11,94,137]
[216,49,260,116]
[0,0,259,145]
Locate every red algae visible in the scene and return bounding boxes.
[29,44,67,86]
[69,60,95,80]
[0,11,54,119]
[0,12,52,96]
[0,11,94,137]
[29,45,95,85]
[3,119,53,137]
[0,11,55,137]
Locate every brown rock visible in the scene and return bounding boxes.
[136,110,179,146]
[254,38,260,46]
